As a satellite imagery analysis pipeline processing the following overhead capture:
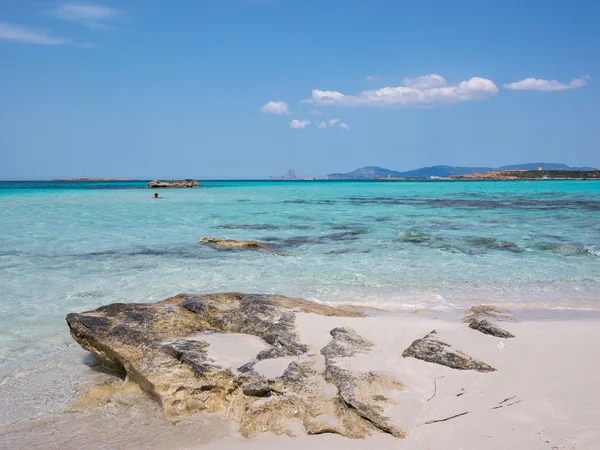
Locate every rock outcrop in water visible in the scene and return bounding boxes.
[199,237,269,250]
[463,305,516,338]
[148,179,200,188]
[66,293,409,439]
[402,330,496,372]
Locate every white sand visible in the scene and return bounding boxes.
[198,311,600,449]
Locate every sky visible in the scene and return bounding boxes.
[1,0,599,179]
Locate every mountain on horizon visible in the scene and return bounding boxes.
[325,163,597,180]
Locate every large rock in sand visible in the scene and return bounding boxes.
[66,293,409,439]
[463,305,516,338]
[402,330,496,372]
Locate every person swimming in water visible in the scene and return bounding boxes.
[153,193,159,199]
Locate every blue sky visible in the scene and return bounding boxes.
[1,0,599,179]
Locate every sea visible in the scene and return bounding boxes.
[1,179,599,428]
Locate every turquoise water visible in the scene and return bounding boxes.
[1,180,600,388]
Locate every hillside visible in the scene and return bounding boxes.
[325,163,596,180]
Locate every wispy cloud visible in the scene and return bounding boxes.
[304,74,498,108]
[339,123,349,130]
[309,109,322,115]
[328,118,340,126]
[0,22,67,45]
[365,75,378,82]
[403,74,447,89]
[289,119,310,129]
[504,76,589,91]
[261,101,290,114]
[55,3,117,29]
[316,121,327,128]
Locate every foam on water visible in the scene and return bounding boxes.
[1,179,599,423]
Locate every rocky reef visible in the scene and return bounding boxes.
[67,294,509,440]
[148,179,200,188]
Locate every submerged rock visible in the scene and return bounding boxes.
[67,293,412,439]
[463,305,516,338]
[402,330,495,372]
[148,179,200,188]
[199,237,267,249]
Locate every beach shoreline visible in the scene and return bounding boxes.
[2,304,599,449]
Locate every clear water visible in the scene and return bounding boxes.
[1,179,599,421]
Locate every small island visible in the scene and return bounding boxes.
[148,179,200,188]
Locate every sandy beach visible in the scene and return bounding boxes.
[2,305,599,450]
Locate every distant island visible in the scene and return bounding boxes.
[269,169,299,180]
[326,163,597,180]
[451,169,600,180]
[52,178,137,182]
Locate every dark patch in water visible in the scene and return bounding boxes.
[465,237,522,253]
[286,215,314,221]
[535,242,595,256]
[327,223,369,232]
[220,224,313,231]
[397,230,481,255]
[367,216,394,222]
[283,199,336,205]
[221,224,281,231]
[73,246,215,260]
[321,230,368,241]
[324,249,353,255]
[344,196,600,211]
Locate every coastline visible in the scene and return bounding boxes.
[2,305,599,449]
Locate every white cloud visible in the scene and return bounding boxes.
[365,75,378,82]
[403,74,447,89]
[0,22,68,45]
[309,109,323,115]
[305,74,498,108]
[328,118,340,127]
[56,3,117,29]
[504,76,589,91]
[339,123,350,130]
[316,121,327,128]
[260,101,290,114]
[290,119,310,129]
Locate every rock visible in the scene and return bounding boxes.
[321,327,407,438]
[402,330,496,372]
[148,179,200,188]
[321,327,374,359]
[66,293,410,440]
[468,319,514,339]
[463,305,516,338]
[199,237,267,249]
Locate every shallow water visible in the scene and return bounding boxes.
[1,179,599,425]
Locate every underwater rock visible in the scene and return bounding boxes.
[148,179,200,188]
[199,237,267,249]
[402,330,495,372]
